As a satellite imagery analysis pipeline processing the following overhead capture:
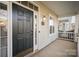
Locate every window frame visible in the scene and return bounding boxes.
[48,15,54,36]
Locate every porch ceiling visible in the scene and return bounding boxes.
[41,1,79,17]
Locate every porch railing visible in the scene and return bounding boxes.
[58,32,74,41]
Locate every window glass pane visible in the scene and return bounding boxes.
[49,16,54,34]
[34,5,38,11]
[21,1,28,7]
[0,3,7,10]
[50,26,52,34]
[0,3,7,57]
[29,2,33,9]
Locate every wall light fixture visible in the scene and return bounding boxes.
[41,16,46,25]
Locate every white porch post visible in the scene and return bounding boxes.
[7,2,12,57]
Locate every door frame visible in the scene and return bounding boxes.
[7,1,40,57]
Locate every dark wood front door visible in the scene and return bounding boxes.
[12,3,33,56]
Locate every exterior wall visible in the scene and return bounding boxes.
[34,2,58,50]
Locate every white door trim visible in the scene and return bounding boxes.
[7,1,40,57]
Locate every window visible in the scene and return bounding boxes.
[21,1,29,7]
[34,5,38,11]
[0,2,7,57]
[17,1,38,11]
[0,3,7,10]
[29,2,33,9]
[49,16,54,34]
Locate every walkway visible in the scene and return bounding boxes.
[32,39,77,57]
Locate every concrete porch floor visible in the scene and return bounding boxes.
[31,39,77,57]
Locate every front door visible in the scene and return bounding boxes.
[12,3,33,56]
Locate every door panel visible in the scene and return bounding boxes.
[17,20,24,33]
[17,38,24,52]
[12,3,33,56]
